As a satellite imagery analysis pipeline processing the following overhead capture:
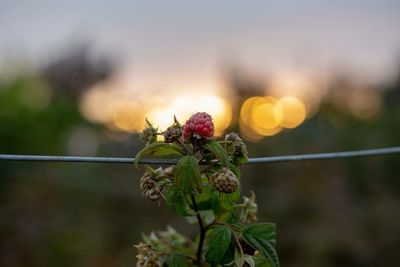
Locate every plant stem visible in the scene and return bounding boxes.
[233,234,244,256]
[176,140,191,155]
[191,194,205,266]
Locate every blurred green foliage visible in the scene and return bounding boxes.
[0,75,82,154]
[0,63,400,267]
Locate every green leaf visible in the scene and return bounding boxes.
[228,162,241,179]
[220,187,241,210]
[164,187,192,216]
[254,255,273,267]
[231,147,248,166]
[205,225,232,265]
[242,223,279,267]
[186,210,215,225]
[203,140,229,166]
[218,212,237,224]
[221,237,236,265]
[175,155,202,193]
[165,253,189,267]
[134,142,184,168]
[195,186,220,214]
[236,153,248,165]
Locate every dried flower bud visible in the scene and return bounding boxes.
[135,243,155,256]
[140,172,162,201]
[225,132,248,164]
[163,126,182,143]
[241,191,258,222]
[134,243,160,267]
[158,226,187,246]
[226,132,247,155]
[141,119,158,144]
[163,166,175,177]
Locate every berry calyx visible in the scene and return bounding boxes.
[163,116,182,143]
[141,119,158,144]
[183,112,215,140]
[164,126,182,143]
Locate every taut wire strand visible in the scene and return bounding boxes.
[0,146,399,165]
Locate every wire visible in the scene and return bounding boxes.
[247,146,400,164]
[0,146,399,165]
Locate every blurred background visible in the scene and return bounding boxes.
[1,1,400,266]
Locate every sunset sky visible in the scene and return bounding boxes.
[1,1,399,138]
[1,0,400,88]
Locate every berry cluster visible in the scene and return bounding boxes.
[183,112,215,140]
[133,113,279,267]
[210,167,239,193]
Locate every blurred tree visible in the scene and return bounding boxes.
[43,43,114,98]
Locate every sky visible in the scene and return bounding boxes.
[1,0,400,93]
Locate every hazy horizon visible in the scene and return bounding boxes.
[1,0,400,90]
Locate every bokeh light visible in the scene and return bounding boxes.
[239,95,307,141]
[252,97,283,130]
[171,95,232,135]
[269,74,321,118]
[110,101,145,133]
[347,89,382,120]
[79,85,114,124]
[276,96,307,129]
[79,84,232,136]
[147,108,176,131]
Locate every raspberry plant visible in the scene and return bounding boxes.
[134,112,279,267]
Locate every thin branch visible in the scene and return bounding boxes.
[233,234,244,257]
[191,194,206,266]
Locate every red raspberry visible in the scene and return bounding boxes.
[183,112,215,139]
